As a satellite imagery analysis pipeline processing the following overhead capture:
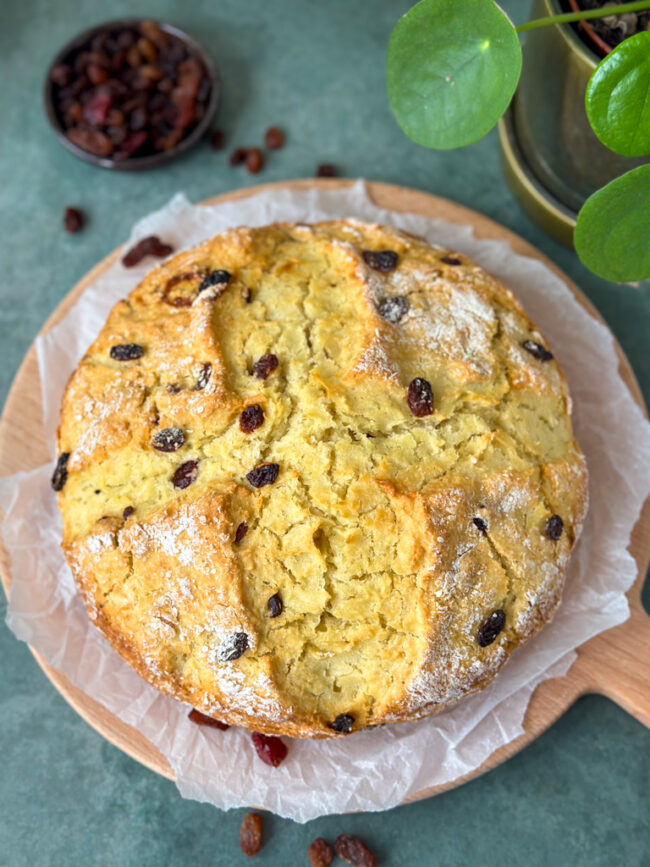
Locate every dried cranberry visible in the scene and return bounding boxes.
[230,147,249,166]
[198,269,231,293]
[234,522,248,544]
[545,514,564,541]
[334,835,377,867]
[377,295,408,323]
[362,249,398,272]
[110,343,144,360]
[83,91,112,125]
[522,339,554,362]
[51,453,70,491]
[407,377,434,417]
[308,838,333,867]
[196,362,212,390]
[220,632,249,661]
[267,593,283,618]
[264,126,284,149]
[473,517,488,534]
[187,709,229,730]
[440,255,462,266]
[113,130,149,159]
[316,163,337,177]
[171,460,199,489]
[329,713,354,734]
[477,609,506,647]
[240,812,263,857]
[251,353,278,380]
[151,427,185,452]
[245,147,264,174]
[240,404,264,433]
[122,506,135,520]
[246,463,279,488]
[64,207,84,233]
[251,732,288,767]
[122,235,173,267]
[210,129,225,150]
[66,127,115,157]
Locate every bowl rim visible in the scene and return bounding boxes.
[43,17,220,171]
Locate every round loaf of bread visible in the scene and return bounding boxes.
[54,220,588,738]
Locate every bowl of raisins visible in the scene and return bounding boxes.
[45,19,219,170]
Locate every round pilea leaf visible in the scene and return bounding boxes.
[574,164,650,282]
[586,31,650,157]
[386,0,522,149]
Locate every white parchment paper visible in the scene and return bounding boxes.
[1,182,649,822]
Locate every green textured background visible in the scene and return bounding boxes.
[0,1,648,865]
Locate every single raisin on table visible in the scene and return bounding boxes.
[252,353,278,380]
[329,713,354,734]
[522,339,554,362]
[264,126,284,149]
[63,207,84,233]
[316,163,337,177]
[308,838,333,867]
[251,732,288,767]
[334,834,378,867]
[219,631,249,662]
[240,404,264,433]
[473,516,488,534]
[196,362,212,390]
[151,427,185,452]
[171,459,199,489]
[230,147,249,166]
[234,521,249,544]
[545,514,564,541]
[362,249,399,272]
[267,593,283,618]
[122,235,174,267]
[110,343,144,361]
[407,377,434,417]
[377,295,409,323]
[240,812,263,857]
[51,452,70,491]
[123,506,135,520]
[246,463,279,488]
[440,255,462,266]
[188,709,229,730]
[245,147,264,174]
[477,609,506,647]
[198,269,231,293]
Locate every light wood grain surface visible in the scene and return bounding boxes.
[0,179,648,802]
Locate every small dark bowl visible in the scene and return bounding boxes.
[44,19,220,170]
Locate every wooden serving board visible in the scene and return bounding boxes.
[0,180,648,802]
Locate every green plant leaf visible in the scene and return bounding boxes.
[386,0,521,149]
[585,31,650,157]
[574,164,650,282]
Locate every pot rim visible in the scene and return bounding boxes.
[539,0,600,70]
[566,0,616,57]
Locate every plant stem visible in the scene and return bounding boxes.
[516,1,650,33]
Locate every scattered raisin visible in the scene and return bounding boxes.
[63,207,84,233]
[477,609,506,647]
[440,255,462,266]
[334,834,377,867]
[188,709,229,730]
[251,732,288,767]
[240,812,263,857]
[151,427,185,452]
[522,339,554,362]
[220,631,249,661]
[167,383,182,394]
[110,343,144,361]
[240,404,264,433]
[264,126,284,149]
[230,147,249,165]
[122,235,173,267]
[316,163,337,177]
[123,506,135,520]
[51,452,70,491]
[473,517,488,534]
[329,713,354,734]
[407,377,434,417]
[234,522,249,544]
[198,269,231,293]
[171,459,199,489]
[545,514,564,541]
[267,593,283,618]
[245,147,264,173]
[308,838,333,867]
[377,295,409,323]
[210,129,225,150]
[251,353,278,380]
[196,362,212,390]
[362,249,398,272]
[246,463,279,488]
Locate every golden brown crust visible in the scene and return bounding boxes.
[56,220,588,737]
